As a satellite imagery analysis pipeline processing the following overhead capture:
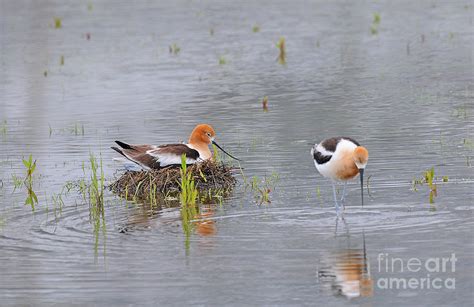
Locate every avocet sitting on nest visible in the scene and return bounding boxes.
[112,124,240,170]
[311,137,369,213]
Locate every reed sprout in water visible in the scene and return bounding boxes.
[22,154,38,210]
[85,153,106,261]
[424,167,437,204]
[276,37,286,64]
[178,154,199,251]
[54,17,62,29]
[169,43,181,55]
[411,167,447,204]
[247,172,280,205]
[87,153,105,209]
[370,12,381,35]
[373,13,381,25]
[262,96,268,112]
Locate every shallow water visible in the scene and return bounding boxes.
[1,0,473,305]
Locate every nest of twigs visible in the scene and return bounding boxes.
[109,160,237,201]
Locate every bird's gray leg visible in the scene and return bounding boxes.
[332,181,341,215]
[340,181,347,209]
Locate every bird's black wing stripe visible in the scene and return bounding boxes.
[157,144,200,160]
[320,137,341,152]
[313,151,332,164]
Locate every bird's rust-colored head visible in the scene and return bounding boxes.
[353,146,369,169]
[188,124,216,145]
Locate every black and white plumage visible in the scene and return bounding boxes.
[112,141,200,170]
[311,137,369,212]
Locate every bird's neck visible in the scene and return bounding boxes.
[188,142,212,160]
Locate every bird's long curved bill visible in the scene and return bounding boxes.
[212,141,241,161]
[359,168,364,207]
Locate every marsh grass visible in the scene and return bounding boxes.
[370,25,378,35]
[412,167,443,204]
[212,144,222,163]
[50,185,68,221]
[219,56,227,65]
[85,153,106,260]
[452,105,468,119]
[169,43,181,55]
[247,172,280,205]
[11,174,23,191]
[0,120,7,137]
[22,155,38,210]
[366,174,374,198]
[276,37,286,64]
[72,123,85,136]
[88,153,105,209]
[178,154,199,251]
[178,155,199,206]
[424,168,437,204]
[262,96,268,112]
[252,24,260,33]
[55,123,84,135]
[54,17,62,29]
[373,13,381,25]
[370,12,380,35]
[463,138,474,149]
[60,55,64,66]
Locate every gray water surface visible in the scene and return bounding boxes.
[1,0,473,306]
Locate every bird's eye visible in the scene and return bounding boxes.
[206,132,211,137]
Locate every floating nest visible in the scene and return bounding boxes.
[109,160,237,201]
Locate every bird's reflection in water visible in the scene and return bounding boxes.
[118,203,166,233]
[194,205,216,237]
[118,201,217,241]
[317,218,373,299]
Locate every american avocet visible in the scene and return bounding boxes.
[112,124,239,170]
[311,137,369,212]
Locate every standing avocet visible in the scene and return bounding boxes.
[112,124,239,170]
[311,137,369,212]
